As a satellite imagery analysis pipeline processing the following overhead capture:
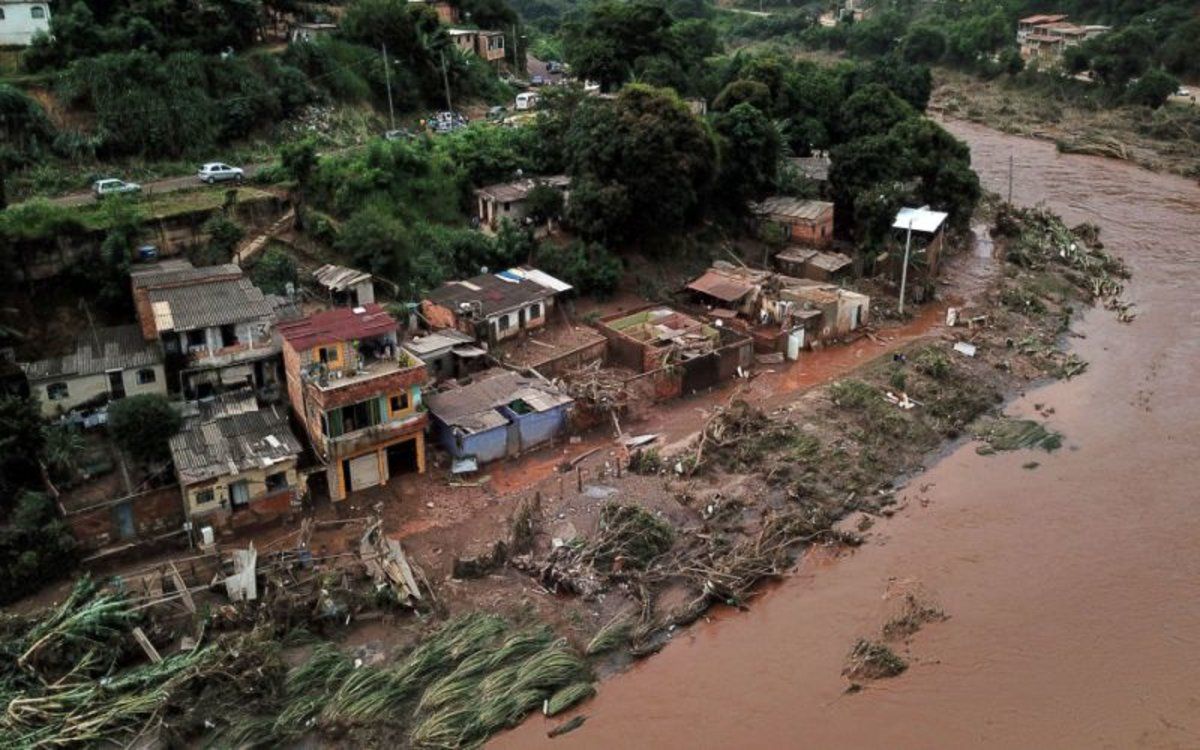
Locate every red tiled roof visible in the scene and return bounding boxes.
[277,303,397,350]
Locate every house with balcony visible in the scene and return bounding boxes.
[279,304,428,502]
[131,260,288,400]
[169,406,303,529]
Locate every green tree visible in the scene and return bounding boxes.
[714,103,780,208]
[107,394,182,465]
[250,246,299,295]
[837,84,915,143]
[524,184,565,224]
[534,240,622,298]
[0,491,77,605]
[1125,68,1179,109]
[712,79,772,112]
[96,198,142,315]
[281,138,319,230]
[563,0,677,92]
[336,204,445,298]
[198,215,244,265]
[43,425,85,483]
[564,85,716,246]
[0,396,45,502]
[901,25,947,64]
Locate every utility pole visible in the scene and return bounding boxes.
[1007,152,1014,204]
[898,219,913,317]
[511,24,519,70]
[381,43,396,131]
[441,51,453,112]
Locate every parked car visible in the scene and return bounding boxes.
[135,244,159,262]
[384,128,415,141]
[515,92,540,111]
[92,178,141,198]
[530,75,546,87]
[487,105,507,121]
[430,110,468,134]
[197,162,245,183]
[546,61,564,74]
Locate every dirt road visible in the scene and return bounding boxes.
[50,164,270,207]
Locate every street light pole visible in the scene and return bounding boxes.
[441,51,453,112]
[381,43,396,131]
[898,219,913,316]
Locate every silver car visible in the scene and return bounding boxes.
[92,178,141,198]
[197,162,245,184]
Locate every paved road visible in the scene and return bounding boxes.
[50,162,269,207]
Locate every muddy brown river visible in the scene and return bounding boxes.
[496,121,1200,748]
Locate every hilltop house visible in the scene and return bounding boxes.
[23,324,166,417]
[1017,15,1109,62]
[279,304,428,502]
[422,267,571,346]
[0,0,50,46]
[131,260,287,399]
[169,406,303,528]
[425,369,573,470]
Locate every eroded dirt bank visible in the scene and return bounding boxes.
[496,121,1200,748]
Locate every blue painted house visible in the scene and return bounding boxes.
[424,369,573,468]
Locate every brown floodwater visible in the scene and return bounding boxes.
[496,121,1200,749]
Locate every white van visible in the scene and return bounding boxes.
[515,92,540,111]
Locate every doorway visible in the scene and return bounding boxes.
[107,370,126,399]
[387,439,419,476]
[230,481,250,510]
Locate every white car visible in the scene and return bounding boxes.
[197,162,245,184]
[92,178,141,198]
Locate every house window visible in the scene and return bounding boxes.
[390,391,410,413]
[186,329,206,348]
[31,6,45,19]
[498,314,512,331]
[195,489,215,504]
[503,202,511,212]
[0,8,5,19]
[265,472,288,492]
[47,382,69,400]
[318,345,339,365]
[137,368,156,385]
[220,324,239,347]
[528,303,542,320]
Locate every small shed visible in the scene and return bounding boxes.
[752,197,835,248]
[314,264,375,307]
[892,206,948,277]
[775,248,853,282]
[402,329,485,381]
[424,369,573,466]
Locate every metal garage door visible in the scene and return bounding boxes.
[348,453,381,491]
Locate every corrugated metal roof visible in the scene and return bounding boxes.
[807,251,853,272]
[169,407,302,485]
[503,266,573,294]
[131,260,242,290]
[788,156,830,182]
[425,269,557,318]
[313,264,372,292]
[402,329,476,357]
[148,277,274,332]
[24,324,162,380]
[277,304,397,350]
[752,197,833,222]
[686,270,756,303]
[425,369,572,434]
[476,175,569,204]
[893,207,949,234]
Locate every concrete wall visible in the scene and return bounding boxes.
[503,404,568,452]
[32,363,167,417]
[0,2,50,46]
[435,419,509,464]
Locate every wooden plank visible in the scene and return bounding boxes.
[169,561,196,613]
[132,627,162,664]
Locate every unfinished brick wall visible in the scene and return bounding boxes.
[65,485,185,551]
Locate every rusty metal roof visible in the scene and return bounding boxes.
[277,304,397,350]
[686,269,756,303]
[752,197,833,223]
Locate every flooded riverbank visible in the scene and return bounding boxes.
[497,121,1200,748]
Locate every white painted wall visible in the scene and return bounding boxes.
[0,2,51,46]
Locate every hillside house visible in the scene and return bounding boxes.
[475,176,569,230]
[131,260,284,400]
[752,197,835,248]
[408,0,458,23]
[425,369,573,470]
[422,267,570,346]
[476,30,505,61]
[23,324,166,417]
[774,247,853,283]
[786,154,831,196]
[289,21,337,43]
[0,0,50,46]
[1017,15,1109,62]
[279,304,428,502]
[449,28,478,54]
[169,407,303,528]
[402,329,485,382]
[314,264,375,307]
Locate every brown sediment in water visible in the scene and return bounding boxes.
[495,120,1200,748]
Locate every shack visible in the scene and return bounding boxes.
[884,206,949,302]
[424,369,573,468]
[422,267,570,346]
[402,329,485,382]
[774,247,853,283]
[168,406,304,529]
[751,196,835,248]
[23,324,167,417]
[475,176,569,231]
[313,264,375,307]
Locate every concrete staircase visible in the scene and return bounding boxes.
[234,208,294,266]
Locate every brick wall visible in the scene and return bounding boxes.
[64,485,185,551]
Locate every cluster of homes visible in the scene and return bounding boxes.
[1017,14,1109,64]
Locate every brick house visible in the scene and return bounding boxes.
[751,197,835,248]
[422,267,571,346]
[278,305,428,502]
